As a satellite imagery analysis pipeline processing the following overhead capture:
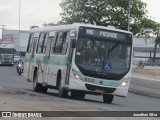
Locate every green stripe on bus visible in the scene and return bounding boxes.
[25,54,68,66]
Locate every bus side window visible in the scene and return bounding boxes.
[54,32,63,53]
[36,33,46,53]
[53,31,68,54]
[42,33,49,53]
[27,33,34,53]
[51,36,56,54]
[61,32,68,54]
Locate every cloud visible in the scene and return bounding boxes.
[0,0,62,30]
[142,0,160,22]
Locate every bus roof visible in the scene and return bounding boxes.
[30,23,132,35]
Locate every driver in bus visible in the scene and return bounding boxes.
[86,41,98,64]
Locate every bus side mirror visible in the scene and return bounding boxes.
[71,39,76,48]
[70,30,77,48]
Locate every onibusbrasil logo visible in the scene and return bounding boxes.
[2,112,42,118]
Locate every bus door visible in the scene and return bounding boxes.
[42,31,56,85]
[65,30,77,85]
[24,33,39,81]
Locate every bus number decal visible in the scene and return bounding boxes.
[84,77,94,83]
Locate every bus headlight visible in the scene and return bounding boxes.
[72,69,81,80]
[121,81,127,87]
[74,74,80,80]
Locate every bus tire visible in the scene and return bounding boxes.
[33,72,47,93]
[40,87,48,93]
[58,76,68,98]
[71,91,85,99]
[103,94,114,104]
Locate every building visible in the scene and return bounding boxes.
[2,29,30,56]
[133,36,160,65]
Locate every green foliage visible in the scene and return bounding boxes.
[137,60,144,69]
[59,0,159,36]
[135,18,160,37]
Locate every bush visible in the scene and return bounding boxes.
[137,60,144,69]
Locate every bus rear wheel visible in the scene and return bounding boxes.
[71,91,85,99]
[33,73,47,93]
[103,94,114,104]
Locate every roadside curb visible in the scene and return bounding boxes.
[129,76,160,98]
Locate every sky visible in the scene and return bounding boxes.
[0,0,62,30]
[0,0,159,31]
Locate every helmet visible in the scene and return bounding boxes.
[19,58,23,62]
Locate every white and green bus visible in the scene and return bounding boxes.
[23,23,133,103]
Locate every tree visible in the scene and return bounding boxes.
[153,23,160,65]
[135,18,159,37]
[59,0,159,36]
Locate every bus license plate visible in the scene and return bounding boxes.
[95,89,105,93]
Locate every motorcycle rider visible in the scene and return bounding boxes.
[17,58,24,72]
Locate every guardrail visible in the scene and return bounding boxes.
[129,76,160,98]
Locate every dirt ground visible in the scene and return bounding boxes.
[0,86,105,120]
[132,68,160,80]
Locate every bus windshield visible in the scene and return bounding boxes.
[0,48,14,54]
[75,38,132,80]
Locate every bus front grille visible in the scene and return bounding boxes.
[85,83,116,93]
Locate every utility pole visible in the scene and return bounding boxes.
[0,25,6,40]
[153,24,160,66]
[128,0,131,31]
[18,0,21,57]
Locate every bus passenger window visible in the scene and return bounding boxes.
[54,32,62,53]
[61,32,68,54]
[27,34,34,53]
[42,33,49,53]
[51,37,56,54]
[36,33,46,53]
[53,32,68,54]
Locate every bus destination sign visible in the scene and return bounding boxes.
[79,27,131,41]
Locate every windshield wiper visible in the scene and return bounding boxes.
[108,43,119,54]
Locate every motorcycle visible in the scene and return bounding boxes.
[17,63,23,75]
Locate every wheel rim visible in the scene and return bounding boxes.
[59,80,61,90]
[33,74,37,89]
[58,79,62,95]
[33,80,36,89]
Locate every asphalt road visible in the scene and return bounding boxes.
[0,65,160,111]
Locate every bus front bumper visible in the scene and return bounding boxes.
[69,77,129,97]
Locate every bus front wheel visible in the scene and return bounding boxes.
[58,79,68,98]
[103,94,114,104]
[71,91,85,99]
